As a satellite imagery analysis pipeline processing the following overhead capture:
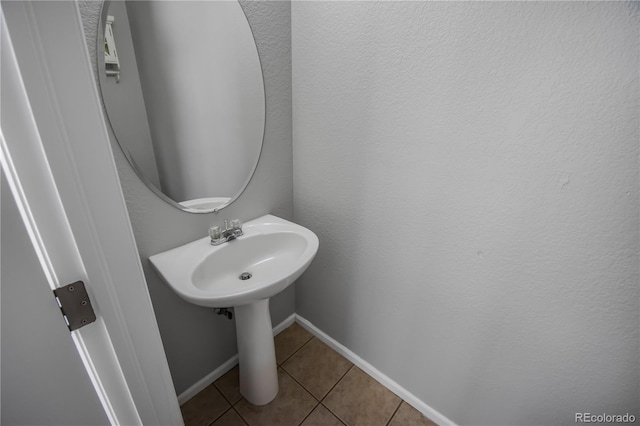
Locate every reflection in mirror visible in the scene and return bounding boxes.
[98,1,265,213]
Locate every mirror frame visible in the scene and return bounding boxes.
[96,0,266,214]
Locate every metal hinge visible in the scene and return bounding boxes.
[53,281,97,331]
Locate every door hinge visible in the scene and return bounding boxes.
[53,281,96,331]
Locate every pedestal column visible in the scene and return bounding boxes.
[234,299,278,405]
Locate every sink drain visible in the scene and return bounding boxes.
[239,272,252,280]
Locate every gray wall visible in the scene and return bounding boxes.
[292,2,639,425]
[1,177,109,426]
[80,0,293,395]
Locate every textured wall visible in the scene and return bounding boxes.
[80,0,293,395]
[292,2,639,425]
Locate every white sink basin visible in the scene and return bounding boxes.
[148,214,319,406]
[149,214,318,308]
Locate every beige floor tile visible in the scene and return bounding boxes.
[388,402,438,426]
[283,338,353,399]
[274,322,313,364]
[301,404,345,426]
[214,365,242,405]
[211,408,248,426]
[235,369,318,426]
[323,367,401,426]
[180,383,230,426]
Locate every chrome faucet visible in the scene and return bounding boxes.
[209,219,243,245]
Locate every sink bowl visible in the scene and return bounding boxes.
[149,214,318,308]
[148,214,319,405]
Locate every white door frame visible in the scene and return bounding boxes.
[1,1,183,424]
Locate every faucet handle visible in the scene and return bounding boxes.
[230,219,242,230]
[209,226,221,240]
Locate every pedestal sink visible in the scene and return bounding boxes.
[149,214,319,405]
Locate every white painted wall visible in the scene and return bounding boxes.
[126,1,264,202]
[1,177,109,426]
[292,2,639,425]
[80,0,293,395]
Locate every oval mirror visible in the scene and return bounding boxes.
[97,0,265,213]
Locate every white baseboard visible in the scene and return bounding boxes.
[178,312,455,426]
[272,313,297,336]
[177,313,296,405]
[295,314,457,426]
[178,354,239,405]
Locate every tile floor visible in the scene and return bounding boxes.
[180,323,437,426]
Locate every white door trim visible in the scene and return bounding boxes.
[1,2,183,424]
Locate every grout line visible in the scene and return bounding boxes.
[232,393,246,409]
[280,364,323,404]
[180,314,294,405]
[213,376,236,407]
[385,399,403,426]
[319,402,348,426]
[295,315,454,426]
[278,331,314,366]
[231,406,249,426]
[317,366,352,426]
[206,405,233,426]
[280,365,318,400]
[195,320,425,426]
[232,395,242,408]
[320,364,353,403]
[296,401,321,426]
